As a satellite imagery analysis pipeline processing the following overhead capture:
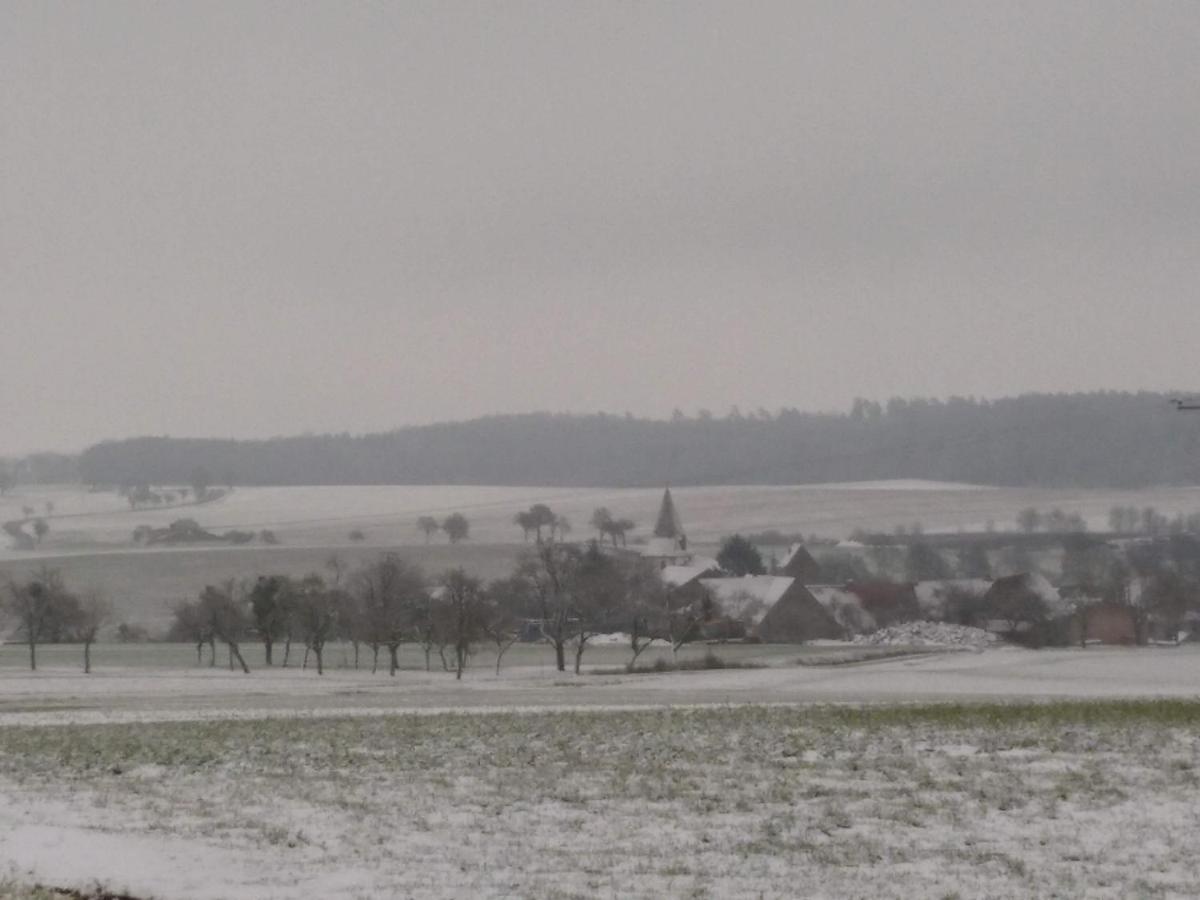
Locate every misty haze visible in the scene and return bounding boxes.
[3,3,1200,899]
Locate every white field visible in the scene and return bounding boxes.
[7,480,1200,556]
[2,647,1200,898]
[3,644,1200,726]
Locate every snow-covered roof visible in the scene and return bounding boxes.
[780,543,806,569]
[807,584,876,634]
[661,564,711,588]
[641,536,688,558]
[699,576,795,624]
[689,555,722,572]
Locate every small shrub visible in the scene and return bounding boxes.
[348,529,366,542]
[224,530,255,545]
[259,529,279,545]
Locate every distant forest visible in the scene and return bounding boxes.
[70,393,1200,489]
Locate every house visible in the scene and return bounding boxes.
[808,585,875,637]
[777,543,824,583]
[698,575,842,643]
[1081,603,1137,645]
[661,562,720,591]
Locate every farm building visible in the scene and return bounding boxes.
[808,585,875,637]
[777,543,824,583]
[699,575,842,642]
[1081,602,1137,645]
[844,580,921,627]
[661,562,721,590]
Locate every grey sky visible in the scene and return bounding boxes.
[3,1,1198,454]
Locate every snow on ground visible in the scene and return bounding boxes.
[9,481,1200,558]
[2,701,1200,898]
[853,621,998,649]
[3,645,1200,727]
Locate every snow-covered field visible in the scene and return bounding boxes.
[4,645,1200,726]
[8,481,1200,557]
[3,647,1200,897]
[3,695,1200,898]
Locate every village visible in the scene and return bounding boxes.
[634,488,1196,651]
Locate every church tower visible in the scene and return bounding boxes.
[653,487,686,550]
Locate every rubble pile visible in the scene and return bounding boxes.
[852,621,997,650]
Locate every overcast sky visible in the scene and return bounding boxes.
[3,1,1199,454]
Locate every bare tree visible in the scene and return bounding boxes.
[442,513,470,544]
[2,567,77,670]
[416,516,440,543]
[664,583,715,661]
[354,554,426,675]
[248,575,291,665]
[513,510,536,542]
[198,581,251,673]
[568,542,624,674]
[439,569,486,680]
[623,562,669,669]
[483,576,527,675]
[610,518,635,547]
[76,591,112,674]
[517,538,583,672]
[294,574,339,675]
[169,599,213,665]
[32,518,49,545]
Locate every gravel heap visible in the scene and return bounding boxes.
[852,621,997,649]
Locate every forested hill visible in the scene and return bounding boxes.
[77,393,1200,489]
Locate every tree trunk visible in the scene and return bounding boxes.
[196,641,203,665]
[263,639,273,666]
[424,645,431,671]
[282,635,292,667]
[28,639,36,672]
[371,645,379,674]
[388,644,399,676]
[228,641,250,674]
[455,645,465,680]
[315,645,324,676]
[554,639,565,672]
[84,640,92,674]
[208,636,217,667]
[573,640,585,675]
[302,645,310,669]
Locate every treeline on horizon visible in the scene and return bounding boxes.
[69,392,1200,490]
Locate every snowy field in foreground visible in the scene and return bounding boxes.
[2,701,1199,899]
[3,648,1200,898]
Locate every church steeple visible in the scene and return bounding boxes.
[653,487,684,541]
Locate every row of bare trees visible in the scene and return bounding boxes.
[2,567,111,671]
[164,535,720,678]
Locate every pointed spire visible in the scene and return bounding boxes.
[653,487,683,539]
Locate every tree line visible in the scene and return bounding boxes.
[75,392,1200,489]
[164,538,716,677]
[2,515,731,676]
